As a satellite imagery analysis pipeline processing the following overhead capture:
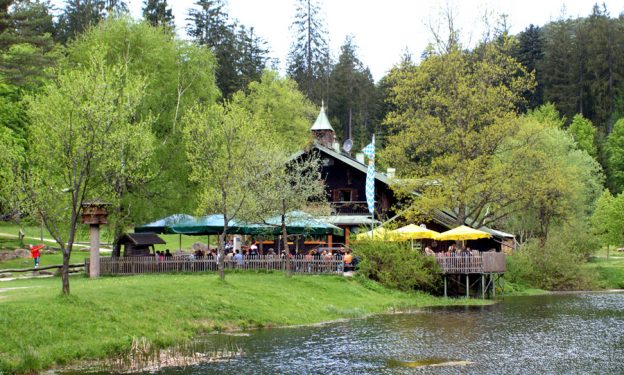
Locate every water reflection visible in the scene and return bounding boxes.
[68,292,624,374]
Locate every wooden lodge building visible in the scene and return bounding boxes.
[296,104,513,253]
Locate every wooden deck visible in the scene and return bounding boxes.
[86,256,345,276]
[433,252,506,274]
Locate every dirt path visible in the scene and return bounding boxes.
[0,232,112,251]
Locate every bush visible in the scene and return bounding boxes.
[352,240,441,293]
[507,235,598,291]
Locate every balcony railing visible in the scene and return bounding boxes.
[331,201,369,215]
[432,252,506,274]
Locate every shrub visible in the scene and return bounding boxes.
[507,236,598,291]
[352,240,441,293]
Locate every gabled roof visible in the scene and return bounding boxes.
[310,141,390,184]
[310,103,334,131]
[121,233,166,246]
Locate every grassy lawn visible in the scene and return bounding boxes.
[585,256,624,289]
[0,273,489,373]
[0,221,217,254]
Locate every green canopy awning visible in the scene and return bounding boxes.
[134,214,196,234]
[264,211,344,236]
[168,214,247,235]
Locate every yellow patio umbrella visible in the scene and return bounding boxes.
[435,225,492,241]
[389,224,440,241]
[355,226,391,240]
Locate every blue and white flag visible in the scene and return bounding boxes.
[362,135,375,214]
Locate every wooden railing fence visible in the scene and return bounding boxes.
[433,252,505,274]
[87,256,345,276]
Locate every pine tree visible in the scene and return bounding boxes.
[327,36,378,148]
[514,24,545,109]
[186,0,268,98]
[542,19,582,121]
[56,0,127,43]
[0,0,57,89]
[142,0,174,31]
[286,0,330,104]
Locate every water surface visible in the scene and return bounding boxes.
[73,292,624,374]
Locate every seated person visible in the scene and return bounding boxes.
[424,246,435,256]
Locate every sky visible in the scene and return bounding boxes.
[66,1,624,81]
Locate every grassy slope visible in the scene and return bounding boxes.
[585,257,624,289]
[0,273,488,373]
[0,222,216,253]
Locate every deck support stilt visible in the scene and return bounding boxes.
[465,274,469,298]
[444,275,447,298]
[481,274,485,299]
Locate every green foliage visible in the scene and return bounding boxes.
[0,273,482,373]
[26,49,153,292]
[0,0,58,90]
[56,0,128,43]
[507,224,599,291]
[501,107,603,241]
[567,114,597,157]
[142,0,174,31]
[64,17,219,236]
[353,240,441,293]
[0,125,24,216]
[231,70,315,153]
[606,118,624,192]
[382,39,535,227]
[591,189,624,247]
[286,0,331,104]
[327,36,379,149]
[186,0,269,98]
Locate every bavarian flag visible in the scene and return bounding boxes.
[362,135,375,214]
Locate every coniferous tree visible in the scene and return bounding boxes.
[186,0,268,98]
[542,19,581,120]
[327,36,378,148]
[286,0,330,105]
[514,24,545,109]
[0,0,57,89]
[56,0,127,43]
[142,0,174,31]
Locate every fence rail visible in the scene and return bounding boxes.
[88,256,345,276]
[433,252,505,274]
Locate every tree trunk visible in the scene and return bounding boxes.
[218,230,226,280]
[282,219,291,277]
[62,248,70,294]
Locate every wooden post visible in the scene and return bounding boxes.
[344,227,350,245]
[481,274,485,299]
[492,274,496,297]
[89,224,100,278]
[465,274,469,298]
[328,234,333,251]
[444,275,447,298]
[81,200,110,279]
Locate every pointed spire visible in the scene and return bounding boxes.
[310,100,334,131]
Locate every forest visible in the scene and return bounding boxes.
[1,0,624,291]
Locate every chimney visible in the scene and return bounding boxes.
[387,168,396,179]
[356,153,365,164]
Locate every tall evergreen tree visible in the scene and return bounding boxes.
[142,0,174,31]
[542,18,582,120]
[56,0,127,43]
[327,36,378,148]
[0,0,56,89]
[286,0,330,104]
[186,0,268,98]
[513,24,545,109]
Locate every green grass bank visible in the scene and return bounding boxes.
[0,273,489,374]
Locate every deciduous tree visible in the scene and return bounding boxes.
[26,51,152,294]
[382,38,534,228]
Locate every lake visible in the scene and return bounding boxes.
[68,292,624,374]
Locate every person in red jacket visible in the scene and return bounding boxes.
[29,244,45,268]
